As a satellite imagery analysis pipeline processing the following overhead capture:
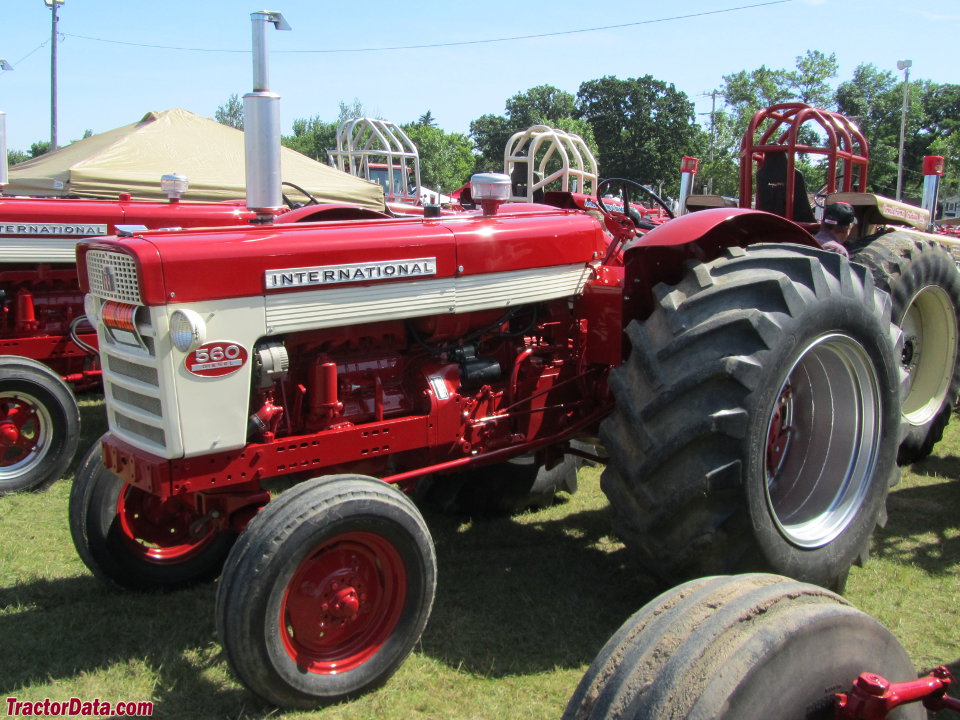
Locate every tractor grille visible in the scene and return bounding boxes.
[87,250,142,304]
[98,307,169,454]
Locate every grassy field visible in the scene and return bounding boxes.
[1,397,958,719]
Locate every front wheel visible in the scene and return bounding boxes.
[216,475,437,709]
[0,356,80,494]
[68,439,236,591]
[563,574,923,720]
[851,233,960,464]
[601,245,902,591]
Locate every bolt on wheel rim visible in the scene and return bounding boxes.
[280,531,406,674]
[764,334,881,548]
[0,392,53,481]
[899,285,957,425]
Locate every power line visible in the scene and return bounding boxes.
[62,0,795,55]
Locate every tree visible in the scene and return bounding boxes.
[470,85,597,174]
[215,93,244,130]
[281,100,371,162]
[402,123,474,192]
[29,141,50,158]
[576,75,701,193]
[7,149,29,166]
[417,111,437,128]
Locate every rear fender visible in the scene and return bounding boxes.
[622,208,818,320]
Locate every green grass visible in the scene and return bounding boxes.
[1,397,958,719]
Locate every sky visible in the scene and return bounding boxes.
[0,0,956,156]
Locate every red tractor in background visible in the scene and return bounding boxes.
[68,23,908,704]
[689,103,960,465]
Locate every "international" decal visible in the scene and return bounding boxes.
[0,223,108,236]
[265,257,437,290]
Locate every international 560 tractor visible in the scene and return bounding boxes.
[66,16,910,709]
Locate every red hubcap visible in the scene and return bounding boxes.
[0,399,42,467]
[767,385,793,478]
[280,531,406,674]
[116,485,216,563]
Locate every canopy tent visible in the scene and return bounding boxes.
[3,108,384,210]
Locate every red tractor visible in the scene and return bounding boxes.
[70,123,908,713]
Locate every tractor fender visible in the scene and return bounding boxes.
[620,208,820,321]
[624,207,817,253]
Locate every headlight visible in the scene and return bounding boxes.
[169,309,206,352]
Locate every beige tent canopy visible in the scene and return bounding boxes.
[3,108,384,210]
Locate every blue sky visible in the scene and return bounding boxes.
[0,0,956,155]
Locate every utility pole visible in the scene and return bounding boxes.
[45,0,64,151]
[896,59,912,201]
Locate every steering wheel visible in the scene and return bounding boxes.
[597,178,675,223]
[281,181,321,209]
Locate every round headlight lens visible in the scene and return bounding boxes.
[169,309,206,352]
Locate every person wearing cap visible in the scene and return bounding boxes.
[815,202,857,257]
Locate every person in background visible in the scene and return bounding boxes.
[815,202,857,257]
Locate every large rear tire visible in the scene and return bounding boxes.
[851,233,960,465]
[600,245,901,591]
[69,439,236,591]
[216,475,436,709]
[0,356,80,494]
[563,573,923,720]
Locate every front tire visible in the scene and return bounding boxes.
[69,439,236,591]
[601,245,901,591]
[0,356,80,494]
[851,233,960,464]
[563,574,923,720]
[216,475,437,709]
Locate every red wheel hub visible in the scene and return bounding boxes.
[116,485,216,563]
[767,385,793,478]
[0,399,40,466]
[280,531,406,674]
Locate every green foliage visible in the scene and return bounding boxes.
[401,122,474,193]
[281,115,338,161]
[29,140,50,158]
[7,149,29,166]
[214,93,244,130]
[470,85,597,174]
[576,75,701,195]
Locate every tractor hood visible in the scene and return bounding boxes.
[78,205,606,306]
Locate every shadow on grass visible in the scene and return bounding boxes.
[871,470,960,574]
[419,500,661,678]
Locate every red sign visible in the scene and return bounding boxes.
[185,341,248,378]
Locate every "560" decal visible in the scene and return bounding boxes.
[186,341,248,378]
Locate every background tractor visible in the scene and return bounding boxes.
[690,102,960,465]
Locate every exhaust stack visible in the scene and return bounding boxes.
[921,156,944,232]
[244,11,291,223]
[678,156,699,215]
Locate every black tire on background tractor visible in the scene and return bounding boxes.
[0,356,80,494]
[69,439,237,591]
[563,573,923,720]
[420,453,581,515]
[600,245,901,592]
[851,233,960,465]
[216,475,437,709]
